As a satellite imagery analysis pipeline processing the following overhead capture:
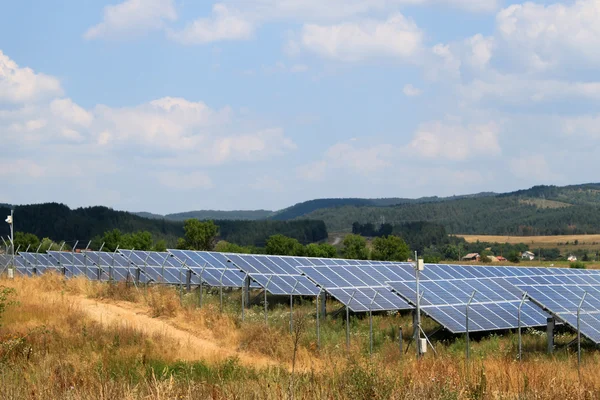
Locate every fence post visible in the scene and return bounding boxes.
[346,290,357,352]
[466,291,476,362]
[518,292,527,361]
[578,291,587,375]
[369,292,379,357]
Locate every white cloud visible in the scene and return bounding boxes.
[403,84,422,96]
[509,154,560,181]
[0,159,46,178]
[0,51,62,104]
[50,98,93,127]
[563,115,600,138]
[496,0,600,71]
[299,13,423,62]
[157,171,213,190]
[168,4,254,44]
[84,0,177,40]
[409,120,501,160]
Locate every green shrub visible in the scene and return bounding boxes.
[570,261,586,269]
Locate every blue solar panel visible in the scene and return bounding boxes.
[297,265,413,311]
[388,277,551,333]
[505,275,600,343]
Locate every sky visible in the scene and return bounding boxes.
[1,0,600,214]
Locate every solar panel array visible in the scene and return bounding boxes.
[7,247,600,342]
[388,277,550,333]
[297,265,413,311]
[505,275,600,343]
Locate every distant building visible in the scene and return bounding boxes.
[568,255,578,262]
[496,256,507,262]
[462,253,480,261]
[521,251,535,261]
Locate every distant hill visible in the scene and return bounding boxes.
[269,193,497,221]
[1,203,327,247]
[165,210,274,221]
[300,184,600,235]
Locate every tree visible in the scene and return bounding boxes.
[371,235,410,261]
[153,239,167,252]
[423,245,443,263]
[442,244,459,261]
[342,234,369,260]
[265,234,304,256]
[214,240,253,254]
[179,219,219,251]
[39,238,62,253]
[13,232,40,252]
[507,250,521,263]
[304,243,337,258]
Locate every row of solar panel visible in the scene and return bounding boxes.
[6,249,600,344]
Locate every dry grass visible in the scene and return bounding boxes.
[3,274,600,399]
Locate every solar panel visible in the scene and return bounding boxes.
[297,265,413,312]
[388,277,551,333]
[20,252,60,275]
[119,250,182,284]
[224,253,319,295]
[168,250,252,288]
[83,251,131,281]
[48,251,91,279]
[506,275,600,343]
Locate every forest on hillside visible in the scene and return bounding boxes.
[0,203,328,247]
[304,196,600,235]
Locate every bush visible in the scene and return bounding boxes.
[570,261,586,269]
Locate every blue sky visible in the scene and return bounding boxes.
[1,0,599,214]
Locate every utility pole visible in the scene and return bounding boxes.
[5,210,14,272]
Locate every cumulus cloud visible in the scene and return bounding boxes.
[0,51,62,104]
[496,0,600,71]
[403,84,422,97]
[84,0,177,39]
[408,120,501,161]
[157,171,214,190]
[298,13,423,62]
[168,4,254,44]
[509,154,561,181]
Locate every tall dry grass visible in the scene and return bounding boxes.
[1,274,600,399]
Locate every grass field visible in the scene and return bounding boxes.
[1,274,600,399]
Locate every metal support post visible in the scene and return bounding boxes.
[199,264,207,308]
[241,273,247,322]
[290,280,299,333]
[320,290,326,317]
[466,291,476,361]
[265,276,272,326]
[578,292,587,374]
[346,290,357,352]
[219,266,228,313]
[399,327,403,357]
[518,292,527,361]
[369,292,379,356]
[546,317,555,354]
[316,288,322,349]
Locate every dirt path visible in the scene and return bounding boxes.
[74,296,277,369]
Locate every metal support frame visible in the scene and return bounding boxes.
[466,291,476,361]
[290,280,299,333]
[199,264,207,308]
[369,291,379,356]
[518,292,527,361]
[316,287,323,349]
[265,276,273,326]
[346,290,357,352]
[414,251,422,359]
[219,266,228,313]
[578,292,587,373]
[547,317,555,355]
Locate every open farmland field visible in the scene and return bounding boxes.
[459,234,600,251]
[2,274,600,399]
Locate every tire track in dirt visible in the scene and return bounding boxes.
[74,296,277,369]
